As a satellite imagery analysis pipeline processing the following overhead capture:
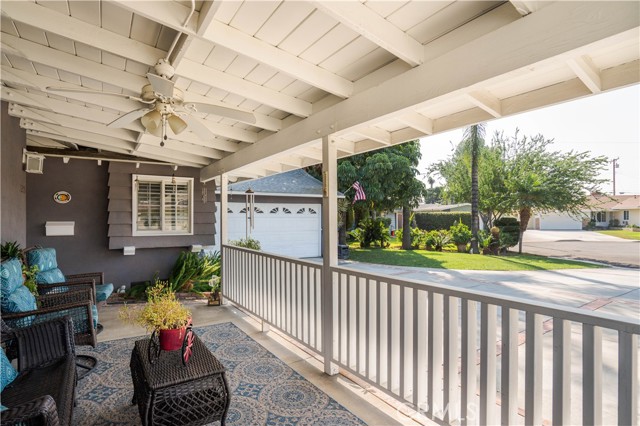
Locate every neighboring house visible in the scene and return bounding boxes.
[586,193,640,227]
[527,211,584,230]
[211,169,343,258]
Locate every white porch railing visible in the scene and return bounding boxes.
[222,244,639,425]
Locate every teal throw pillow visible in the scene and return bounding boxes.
[1,349,18,392]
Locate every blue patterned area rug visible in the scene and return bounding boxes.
[73,322,367,425]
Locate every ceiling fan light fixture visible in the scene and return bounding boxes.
[167,114,187,135]
[141,109,161,131]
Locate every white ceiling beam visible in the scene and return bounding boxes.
[465,90,502,118]
[352,127,391,145]
[111,0,198,33]
[509,1,547,16]
[1,67,146,115]
[201,1,639,181]
[24,121,135,149]
[1,1,163,66]
[334,139,356,154]
[137,134,224,160]
[313,1,424,67]
[567,55,602,93]
[115,0,352,98]
[132,144,209,167]
[2,34,148,93]
[8,103,59,125]
[14,107,139,141]
[198,20,353,98]
[397,113,433,135]
[176,58,312,117]
[1,48,282,133]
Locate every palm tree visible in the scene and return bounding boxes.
[464,123,485,254]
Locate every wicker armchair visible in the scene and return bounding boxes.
[1,258,97,348]
[25,247,114,305]
[1,316,77,426]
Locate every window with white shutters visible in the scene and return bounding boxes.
[132,175,193,235]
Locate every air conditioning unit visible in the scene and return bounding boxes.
[622,220,629,225]
[23,151,44,174]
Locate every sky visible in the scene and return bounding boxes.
[418,85,640,195]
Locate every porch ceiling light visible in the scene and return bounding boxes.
[141,109,161,131]
[167,114,187,135]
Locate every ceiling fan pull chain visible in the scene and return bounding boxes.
[160,116,167,147]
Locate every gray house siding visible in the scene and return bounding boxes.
[24,156,216,289]
[1,102,27,246]
[106,162,216,251]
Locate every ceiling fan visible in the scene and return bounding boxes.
[47,59,256,146]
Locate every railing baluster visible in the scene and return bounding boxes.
[356,276,361,375]
[399,286,406,400]
[480,303,497,426]
[553,318,571,425]
[443,295,459,424]
[618,330,638,426]
[376,280,381,387]
[461,299,477,426]
[583,324,602,425]
[412,287,419,407]
[428,292,443,420]
[501,307,519,426]
[347,275,353,369]
[366,279,371,381]
[525,312,543,426]
[387,282,393,391]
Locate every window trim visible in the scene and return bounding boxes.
[131,174,194,236]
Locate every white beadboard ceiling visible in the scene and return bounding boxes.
[0,0,638,181]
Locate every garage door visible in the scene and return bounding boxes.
[214,202,322,258]
[539,212,582,230]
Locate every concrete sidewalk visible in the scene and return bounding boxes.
[339,261,640,320]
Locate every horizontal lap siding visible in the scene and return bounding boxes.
[107,162,216,250]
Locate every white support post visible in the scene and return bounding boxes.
[219,173,228,305]
[322,134,339,376]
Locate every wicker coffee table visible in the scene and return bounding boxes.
[130,334,230,426]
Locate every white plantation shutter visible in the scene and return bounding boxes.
[133,175,193,235]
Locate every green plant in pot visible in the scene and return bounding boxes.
[119,280,192,351]
[449,219,472,253]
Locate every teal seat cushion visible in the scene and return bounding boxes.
[1,349,18,392]
[2,286,37,327]
[95,283,114,303]
[1,259,24,301]
[26,248,58,272]
[35,268,65,285]
[91,304,99,329]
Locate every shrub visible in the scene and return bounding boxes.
[429,230,451,251]
[449,220,472,245]
[349,218,390,248]
[169,250,221,293]
[396,227,425,249]
[230,237,262,250]
[494,217,520,249]
[414,212,472,231]
[609,218,620,228]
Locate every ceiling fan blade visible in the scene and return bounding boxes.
[108,108,152,128]
[184,102,256,125]
[181,115,216,141]
[146,73,174,98]
[46,86,152,104]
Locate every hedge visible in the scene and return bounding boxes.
[494,216,520,247]
[414,212,472,231]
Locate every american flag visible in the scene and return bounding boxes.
[352,181,366,203]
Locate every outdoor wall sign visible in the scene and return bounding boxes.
[53,191,71,204]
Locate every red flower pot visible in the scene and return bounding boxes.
[159,327,185,351]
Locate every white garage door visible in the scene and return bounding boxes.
[214,202,322,258]
[539,212,582,230]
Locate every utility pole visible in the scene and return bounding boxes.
[612,158,620,195]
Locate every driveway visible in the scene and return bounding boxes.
[520,230,640,268]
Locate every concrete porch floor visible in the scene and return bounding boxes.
[96,300,425,426]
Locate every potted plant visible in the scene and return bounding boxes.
[449,220,472,253]
[207,276,222,306]
[119,280,192,351]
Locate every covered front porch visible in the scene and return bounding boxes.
[2,1,639,425]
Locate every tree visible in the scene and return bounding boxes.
[431,133,506,229]
[495,130,608,253]
[307,141,427,249]
[465,124,485,254]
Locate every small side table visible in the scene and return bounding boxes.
[130,334,230,426]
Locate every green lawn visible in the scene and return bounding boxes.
[347,241,601,271]
[596,229,640,240]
